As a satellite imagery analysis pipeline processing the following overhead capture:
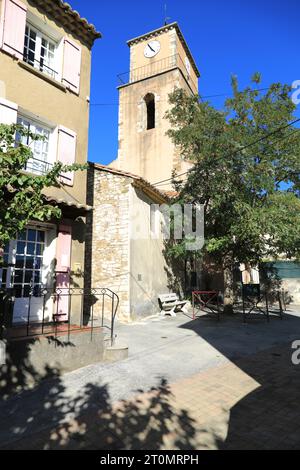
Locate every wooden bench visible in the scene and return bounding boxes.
[158,293,188,317]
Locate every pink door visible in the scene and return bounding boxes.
[55,224,72,322]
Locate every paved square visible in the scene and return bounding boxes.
[1,306,300,450]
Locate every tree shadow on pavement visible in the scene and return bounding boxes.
[180,309,300,450]
[0,338,197,450]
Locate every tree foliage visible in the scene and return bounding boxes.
[165,75,300,308]
[0,123,86,251]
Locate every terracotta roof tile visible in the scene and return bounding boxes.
[30,0,101,47]
[90,163,170,203]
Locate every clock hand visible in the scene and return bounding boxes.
[148,44,155,52]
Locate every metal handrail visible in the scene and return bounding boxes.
[23,53,58,80]
[1,287,119,346]
[117,53,198,93]
[24,156,72,183]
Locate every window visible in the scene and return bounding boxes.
[23,24,57,79]
[145,93,155,130]
[0,229,45,298]
[17,116,52,175]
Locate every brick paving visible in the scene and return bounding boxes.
[2,339,300,450]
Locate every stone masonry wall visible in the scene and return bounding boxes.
[85,166,131,322]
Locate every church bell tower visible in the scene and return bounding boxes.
[114,22,200,190]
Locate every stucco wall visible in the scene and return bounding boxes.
[0,0,93,293]
[0,0,91,206]
[117,69,195,190]
[129,186,170,319]
[129,25,198,95]
[175,33,198,94]
[130,29,174,72]
[86,166,171,322]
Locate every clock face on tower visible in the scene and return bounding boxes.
[144,40,161,58]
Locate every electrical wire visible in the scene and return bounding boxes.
[151,117,300,187]
[89,87,272,107]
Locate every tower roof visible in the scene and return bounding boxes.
[127,22,200,78]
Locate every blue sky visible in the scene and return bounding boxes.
[70,0,300,165]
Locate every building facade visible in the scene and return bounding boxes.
[86,163,171,322]
[85,24,201,320]
[0,0,100,324]
[113,22,200,191]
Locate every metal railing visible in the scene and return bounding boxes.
[24,157,72,184]
[23,53,59,80]
[117,53,198,93]
[0,287,119,346]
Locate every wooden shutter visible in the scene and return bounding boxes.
[62,37,81,94]
[0,0,27,60]
[56,224,72,273]
[57,125,77,186]
[55,224,72,322]
[0,97,17,124]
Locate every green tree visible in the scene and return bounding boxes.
[0,123,86,258]
[165,75,300,313]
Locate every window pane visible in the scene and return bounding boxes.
[14,270,23,284]
[28,229,37,242]
[40,35,56,77]
[15,255,24,269]
[16,118,30,146]
[27,50,35,65]
[34,258,41,270]
[33,285,42,297]
[34,271,41,284]
[26,257,34,269]
[29,38,35,50]
[29,29,36,40]
[36,231,45,243]
[16,242,25,255]
[23,25,37,67]
[26,243,35,256]
[24,271,33,284]
[17,230,27,241]
[35,244,45,257]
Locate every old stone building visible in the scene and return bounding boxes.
[86,164,171,321]
[112,22,200,191]
[86,23,201,320]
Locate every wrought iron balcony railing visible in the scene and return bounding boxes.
[23,53,59,80]
[24,156,71,184]
[117,53,198,93]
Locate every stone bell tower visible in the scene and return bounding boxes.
[114,22,200,190]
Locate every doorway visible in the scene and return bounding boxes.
[0,227,52,324]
